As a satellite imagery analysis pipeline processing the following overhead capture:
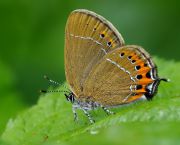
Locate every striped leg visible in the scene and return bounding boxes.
[82,109,95,124]
[101,106,115,115]
[72,106,78,122]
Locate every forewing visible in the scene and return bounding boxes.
[65,9,124,96]
[83,45,156,107]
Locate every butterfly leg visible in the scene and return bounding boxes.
[101,106,115,115]
[82,109,95,124]
[72,105,78,122]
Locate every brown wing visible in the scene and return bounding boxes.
[83,45,156,107]
[65,9,124,97]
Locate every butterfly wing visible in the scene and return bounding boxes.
[65,9,125,97]
[83,45,157,107]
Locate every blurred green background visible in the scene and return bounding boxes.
[0,0,179,135]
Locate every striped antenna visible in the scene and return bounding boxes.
[44,75,70,91]
[40,89,70,94]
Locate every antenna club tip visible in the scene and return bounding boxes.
[167,79,171,82]
[40,90,47,93]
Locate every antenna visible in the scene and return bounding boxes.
[40,89,70,94]
[44,75,70,91]
[159,78,170,82]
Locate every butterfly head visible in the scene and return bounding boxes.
[41,75,76,103]
[65,92,76,103]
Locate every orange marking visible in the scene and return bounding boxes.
[134,59,145,66]
[101,30,107,36]
[126,93,143,103]
[138,67,150,73]
[108,39,114,47]
[109,39,113,44]
[131,54,139,60]
[138,78,154,84]
[122,50,132,55]
[135,88,146,93]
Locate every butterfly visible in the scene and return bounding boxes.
[42,9,168,124]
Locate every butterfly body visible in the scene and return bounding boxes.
[64,9,168,123]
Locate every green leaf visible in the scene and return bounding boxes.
[1,57,180,145]
[0,61,26,134]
